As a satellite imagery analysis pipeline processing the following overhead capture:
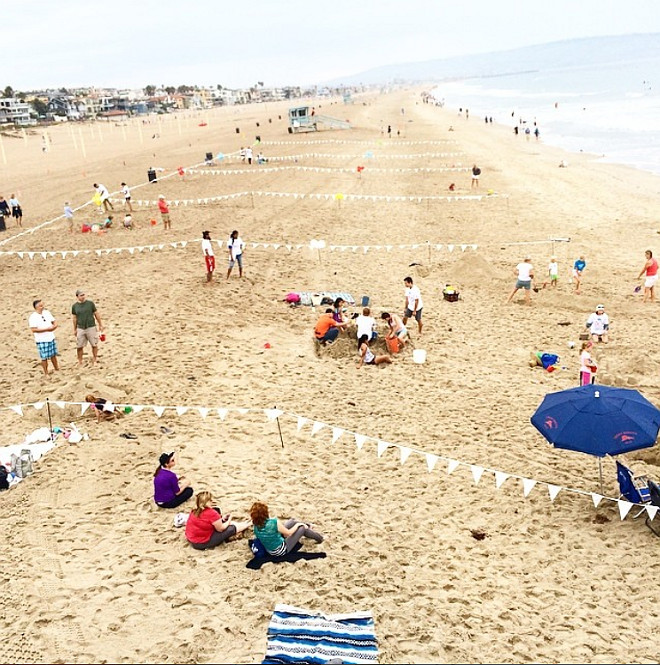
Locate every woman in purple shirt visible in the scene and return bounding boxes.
[153,451,193,508]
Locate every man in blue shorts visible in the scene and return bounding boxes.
[29,299,59,376]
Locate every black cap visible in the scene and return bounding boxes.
[159,451,174,466]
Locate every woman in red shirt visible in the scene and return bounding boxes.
[184,491,251,550]
[638,249,658,303]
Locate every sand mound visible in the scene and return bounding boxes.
[446,253,502,286]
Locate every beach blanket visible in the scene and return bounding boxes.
[295,292,355,307]
[263,604,379,664]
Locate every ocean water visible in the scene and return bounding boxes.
[432,57,660,175]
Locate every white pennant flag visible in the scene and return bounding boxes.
[9,405,23,416]
[175,406,189,416]
[311,421,325,436]
[494,471,509,488]
[80,402,91,415]
[355,433,367,450]
[646,505,659,520]
[618,500,633,520]
[153,406,166,418]
[102,401,115,413]
[426,453,438,472]
[237,408,249,415]
[447,244,455,253]
[547,484,562,502]
[331,427,343,444]
[217,408,228,420]
[522,478,537,497]
[55,401,65,409]
[32,402,45,410]
[591,493,603,508]
[377,440,389,458]
[132,405,145,413]
[470,465,485,485]
[447,459,460,474]
[265,408,284,421]
[296,416,308,431]
[399,446,412,464]
[198,407,209,418]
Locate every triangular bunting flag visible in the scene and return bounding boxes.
[355,434,367,450]
[331,427,343,444]
[32,402,45,410]
[265,408,284,421]
[470,465,485,485]
[80,402,91,415]
[311,421,325,436]
[54,401,65,409]
[217,408,228,420]
[132,405,145,413]
[153,406,166,417]
[547,484,562,502]
[198,407,209,418]
[447,459,460,474]
[377,440,389,458]
[618,500,633,520]
[175,406,189,416]
[494,471,509,488]
[297,416,308,431]
[237,408,249,415]
[426,453,438,472]
[591,493,603,508]
[522,478,537,497]
[9,405,23,416]
[646,505,658,520]
[399,446,412,464]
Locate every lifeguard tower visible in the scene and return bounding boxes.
[288,106,351,133]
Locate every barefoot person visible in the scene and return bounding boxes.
[357,334,392,369]
[402,276,423,335]
[71,289,104,366]
[93,183,114,212]
[586,304,609,344]
[29,299,59,376]
[637,249,658,303]
[185,491,251,550]
[381,311,408,346]
[507,257,534,304]
[250,501,324,556]
[202,230,215,283]
[226,229,245,279]
[573,255,586,294]
[157,195,171,230]
[9,194,22,227]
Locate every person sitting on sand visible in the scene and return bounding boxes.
[314,308,346,345]
[185,491,251,551]
[250,501,324,557]
[85,394,121,423]
[123,214,134,230]
[332,297,347,324]
[153,451,193,509]
[357,334,392,369]
[381,312,407,345]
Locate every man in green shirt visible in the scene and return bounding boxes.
[71,289,104,366]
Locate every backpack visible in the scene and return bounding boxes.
[0,465,9,491]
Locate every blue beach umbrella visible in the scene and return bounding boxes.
[531,384,660,491]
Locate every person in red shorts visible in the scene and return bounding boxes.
[201,230,215,283]
[185,491,251,551]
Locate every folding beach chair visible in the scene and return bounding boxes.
[616,461,651,518]
[645,480,660,538]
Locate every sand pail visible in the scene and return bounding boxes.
[413,349,426,364]
[310,294,322,307]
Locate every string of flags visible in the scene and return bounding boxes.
[185,165,471,176]
[0,238,479,260]
[1,399,654,523]
[221,152,465,161]
[259,139,459,146]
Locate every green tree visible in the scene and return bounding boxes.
[144,84,156,96]
[164,86,176,95]
[31,99,48,117]
[3,85,14,98]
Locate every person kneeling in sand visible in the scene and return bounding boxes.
[357,334,392,369]
[250,501,324,557]
[381,311,407,346]
[185,491,251,550]
[154,451,193,509]
[314,308,346,345]
[85,394,121,423]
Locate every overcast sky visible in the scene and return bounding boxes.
[5,0,660,90]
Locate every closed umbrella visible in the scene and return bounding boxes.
[531,384,660,492]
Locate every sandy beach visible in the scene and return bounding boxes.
[2,90,660,664]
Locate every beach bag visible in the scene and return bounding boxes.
[0,466,8,491]
[386,336,402,354]
[11,450,34,479]
[443,286,460,302]
[285,292,300,304]
[249,538,268,559]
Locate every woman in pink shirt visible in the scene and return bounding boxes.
[185,491,251,550]
[638,249,658,303]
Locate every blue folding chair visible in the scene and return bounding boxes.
[616,461,651,518]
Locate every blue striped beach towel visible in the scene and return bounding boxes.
[263,604,378,664]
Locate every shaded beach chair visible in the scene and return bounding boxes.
[645,481,660,537]
[616,461,651,518]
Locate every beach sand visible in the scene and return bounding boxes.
[2,91,660,663]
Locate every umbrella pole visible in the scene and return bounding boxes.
[598,458,604,495]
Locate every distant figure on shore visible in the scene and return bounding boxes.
[637,249,658,302]
[239,146,246,162]
[202,230,215,283]
[507,257,534,305]
[64,201,74,233]
[387,125,392,138]
[120,182,133,212]
[93,183,113,212]
[471,164,481,188]
[573,256,586,294]
[9,194,22,227]
[158,195,171,230]
[245,146,253,165]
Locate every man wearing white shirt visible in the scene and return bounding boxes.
[227,229,245,279]
[507,257,534,304]
[28,299,59,376]
[93,183,114,212]
[202,230,215,283]
[402,276,423,335]
[355,307,377,341]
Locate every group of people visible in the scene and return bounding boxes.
[313,277,424,367]
[28,290,104,374]
[0,194,22,231]
[201,229,245,283]
[153,452,324,553]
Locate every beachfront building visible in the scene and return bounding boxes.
[0,97,34,126]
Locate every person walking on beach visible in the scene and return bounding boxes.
[471,164,481,188]
[202,230,215,283]
[64,201,74,233]
[93,183,114,212]
[507,257,534,304]
[158,195,171,230]
[402,276,423,335]
[29,299,59,376]
[637,249,658,303]
[0,196,10,227]
[9,194,22,227]
[387,124,392,138]
[120,182,133,212]
[573,255,586,294]
[71,289,104,366]
[245,147,253,165]
[226,229,245,279]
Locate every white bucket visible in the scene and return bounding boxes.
[413,349,426,364]
[310,294,322,307]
